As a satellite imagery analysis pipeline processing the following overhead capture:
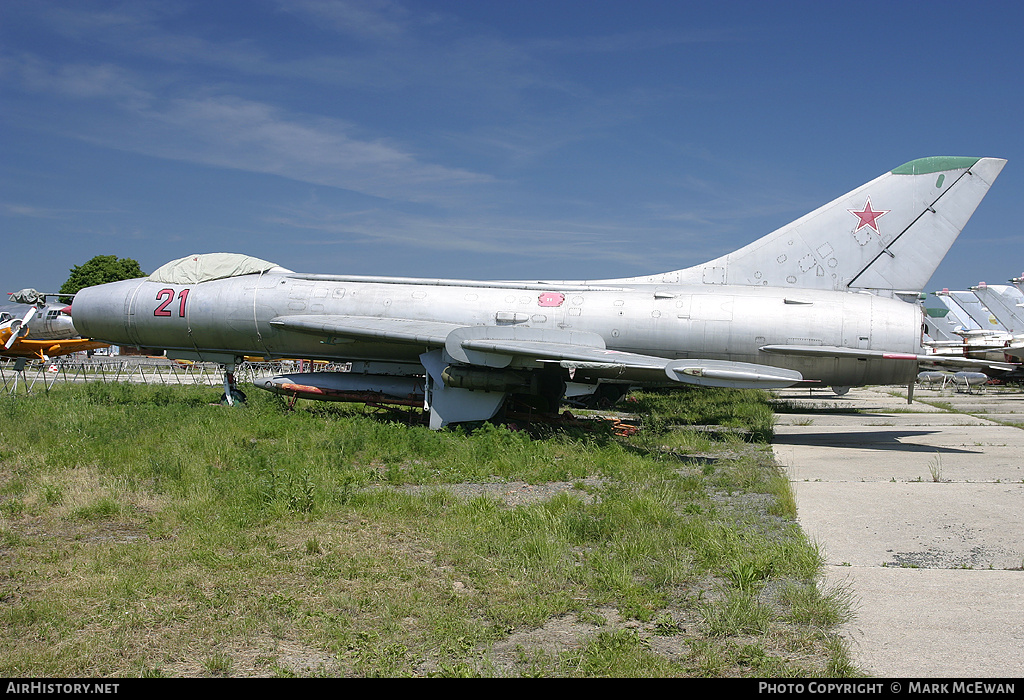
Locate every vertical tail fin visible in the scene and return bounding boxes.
[628,157,1006,293]
[923,306,961,343]
[931,290,983,331]
[971,283,1024,334]
[949,289,1006,330]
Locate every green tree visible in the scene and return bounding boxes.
[59,255,147,302]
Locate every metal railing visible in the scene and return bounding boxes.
[0,357,351,396]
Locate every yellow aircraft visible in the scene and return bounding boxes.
[1,305,109,360]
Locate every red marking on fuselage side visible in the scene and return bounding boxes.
[538,292,565,307]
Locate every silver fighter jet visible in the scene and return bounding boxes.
[71,156,1008,428]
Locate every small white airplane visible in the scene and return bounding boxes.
[71,156,1011,427]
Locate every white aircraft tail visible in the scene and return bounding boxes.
[949,289,1005,330]
[931,290,982,331]
[922,306,961,343]
[620,157,1006,293]
[971,283,1024,334]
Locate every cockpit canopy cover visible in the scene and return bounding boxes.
[148,253,287,285]
[8,289,48,305]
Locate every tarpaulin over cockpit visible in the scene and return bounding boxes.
[148,253,287,285]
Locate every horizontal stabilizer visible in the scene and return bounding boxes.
[760,343,1018,372]
[919,355,1018,372]
[760,344,919,361]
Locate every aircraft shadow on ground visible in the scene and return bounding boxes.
[771,429,980,454]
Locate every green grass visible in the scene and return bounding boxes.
[0,383,859,677]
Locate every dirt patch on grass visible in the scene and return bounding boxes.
[369,479,606,506]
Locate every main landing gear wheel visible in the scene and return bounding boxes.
[220,388,247,406]
[220,363,246,406]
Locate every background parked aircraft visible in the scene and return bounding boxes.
[966,283,1024,362]
[2,290,78,341]
[948,290,1006,331]
[1,290,109,360]
[923,289,1018,365]
[973,283,1024,334]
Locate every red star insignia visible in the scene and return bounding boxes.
[848,197,889,232]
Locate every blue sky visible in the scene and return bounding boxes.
[2,0,1022,302]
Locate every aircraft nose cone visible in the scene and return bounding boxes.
[69,279,141,341]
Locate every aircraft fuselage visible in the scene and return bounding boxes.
[0,304,79,341]
[73,272,922,389]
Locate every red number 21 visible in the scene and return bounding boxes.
[154,288,190,317]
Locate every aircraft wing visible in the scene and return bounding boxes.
[453,336,804,388]
[759,344,1019,373]
[0,336,110,360]
[271,315,804,389]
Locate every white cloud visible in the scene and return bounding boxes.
[12,56,152,108]
[6,54,493,204]
[276,0,414,41]
[139,95,494,201]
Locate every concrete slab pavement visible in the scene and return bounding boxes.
[771,385,1024,678]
